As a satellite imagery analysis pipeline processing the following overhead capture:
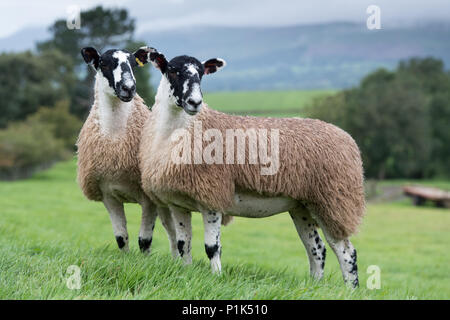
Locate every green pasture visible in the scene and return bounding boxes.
[204,90,335,117]
[0,160,448,299]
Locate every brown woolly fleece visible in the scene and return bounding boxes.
[140,105,365,239]
[77,93,149,203]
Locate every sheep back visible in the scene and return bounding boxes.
[141,105,365,239]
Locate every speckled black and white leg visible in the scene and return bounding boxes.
[324,234,359,288]
[157,206,178,258]
[310,213,359,288]
[138,199,157,255]
[103,195,129,252]
[201,210,222,273]
[290,207,326,280]
[170,206,192,264]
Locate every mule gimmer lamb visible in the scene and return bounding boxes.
[77,47,177,256]
[138,47,365,288]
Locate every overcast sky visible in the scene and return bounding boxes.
[1,0,450,38]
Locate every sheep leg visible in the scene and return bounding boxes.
[138,199,157,254]
[325,234,359,288]
[157,206,178,258]
[170,206,192,264]
[201,210,222,274]
[313,222,359,288]
[103,195,129,252]
[289,207,326,280]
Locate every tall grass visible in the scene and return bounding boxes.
[0,160,449,299]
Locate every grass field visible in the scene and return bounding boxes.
[0,160,449,299]
[204,90,335,117]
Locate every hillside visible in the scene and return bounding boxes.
[2,22,450,91]
[141,22,450,91]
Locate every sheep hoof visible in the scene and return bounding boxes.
[115,235,129,252]
[138,237,152,255]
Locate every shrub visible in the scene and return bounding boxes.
[0,121,65,180]
[0,100,82,180]
[27,100,82,150]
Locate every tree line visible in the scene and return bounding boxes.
[305,57,450,179]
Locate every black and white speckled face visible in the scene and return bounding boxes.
[146,47,226,115]
[166,56,205,115]
[81,47,143,102]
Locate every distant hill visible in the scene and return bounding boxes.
[0,27,50,53]
[2,22,450,91]
[140,22,450,91]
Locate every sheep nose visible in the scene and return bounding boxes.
[122,83,136,93]
[187,98,202,107]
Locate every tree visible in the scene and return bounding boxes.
[397,57,446,94]
[304,57,450,179]
[428,76,450,177]
[397,57,450,177]
[0,50,76,128]
[38,6,134,65]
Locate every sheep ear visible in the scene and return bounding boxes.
[202,58,226,75]
[133,47,151,67]
[147,47,168,73]
[81,47,100,69]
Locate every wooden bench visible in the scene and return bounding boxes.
[403,186,450,208]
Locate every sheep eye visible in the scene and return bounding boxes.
[168,71,177,80]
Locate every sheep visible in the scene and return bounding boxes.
[138,48,365,288]
[76,47,178,256]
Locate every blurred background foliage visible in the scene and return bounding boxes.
[305,57,450,179]
[0,5,448,181]
[0,101,81,179]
